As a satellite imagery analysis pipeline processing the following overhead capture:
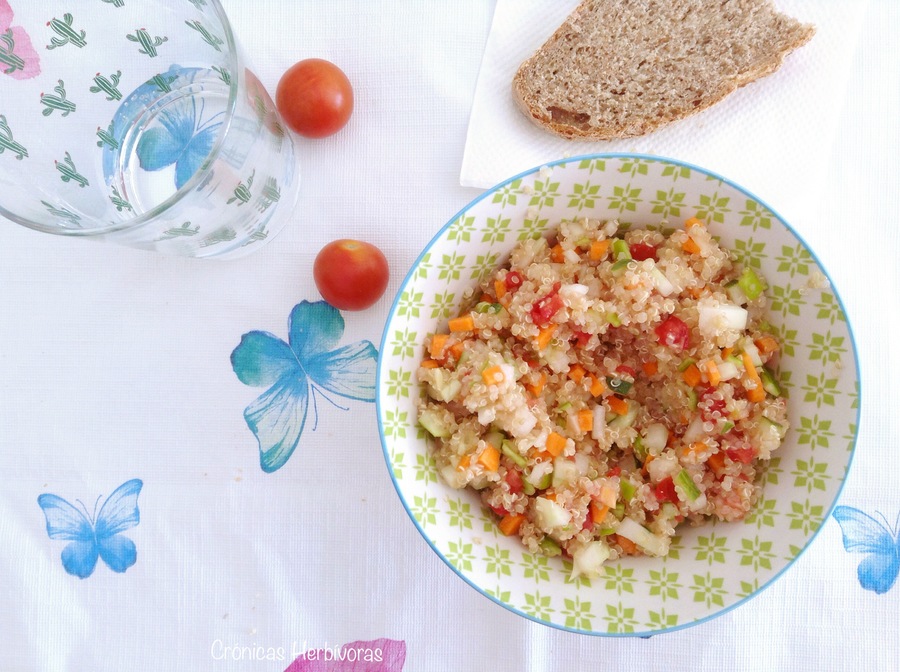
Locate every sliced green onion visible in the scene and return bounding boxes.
[720,420,735,435]
[501,440,527,468]
[675,469,701,502]
[539,537,562,557]
[760,367,782,397]
[612,238,632,261]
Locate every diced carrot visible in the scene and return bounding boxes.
[684,216,704,229]
[641,454,655,477]
[615,534,639,555]
[482,365,506,386]
[576,408,593,432]
[722,346,734,360]
[682,236,702,255]
[543,491,558,502]
[550,243,565,263]
[590,501,610,524]
[568,363,586,383]
[524,371,547,397]
[477,444,500,471]
[456,455,471,472]
[448,340,466,360]
[588,374,606,397]
[429,333,449,359]
[741,352,766,403]
[687,441,707,455]
[607,395,628,416]
[705,359,721,387]
[641,360,659,376]
[686,286,705,299]
[545,431,567,457]
[707,451,726,473]
[448,314,475,332]
[755,336,780,355]
[589,239,610,261]
[494,278,507,300]
[498,513,526,536]
[530,449,553,463]
[420,358,440,369]
[682,363,702,387]
[536,324,557,350]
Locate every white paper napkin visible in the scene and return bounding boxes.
[461,0,868,226]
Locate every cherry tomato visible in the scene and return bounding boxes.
[654,477,678,503]
[725,446,756,464]
[275,58,353,138]
[654,315,690,351]
[530,282,563,326]
[504,469,523,494]
[313,239,389,311]
[504,270,524,292]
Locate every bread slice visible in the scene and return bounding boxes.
[512,0,815,140]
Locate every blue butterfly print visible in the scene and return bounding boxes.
[135,92,223,190]
[37,479,143,579]
[833,505,900,594]
[231,301,378,473]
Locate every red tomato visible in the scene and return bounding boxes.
[530,283,563,326]
[313,239,389,311]
[504,469,523,494]
[654,315,690,351]
[629,242,658,261]
[654,477,678,503]
[726,445,756,464]
[275,59,353,138]
[504,270,524,292]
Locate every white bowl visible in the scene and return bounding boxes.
[377,154,859,635]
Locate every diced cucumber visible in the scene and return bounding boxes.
[426,368,461,402]
[724,280,747,306]
[552,457,580,488]
[698,300,748,333]
[675,469,701,502]
[649,265,675,297]
[717,359,740,381]
[642,423,669,454]
[418,408,451,438]
[632,435,647,464]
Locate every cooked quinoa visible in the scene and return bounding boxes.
[417,217,788,577]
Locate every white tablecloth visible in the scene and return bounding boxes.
[1,1,897,670]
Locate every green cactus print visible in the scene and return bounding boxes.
[90,70,123,101]
[1,28,25,75]
[55,152,89,188]
[212,65,231,85]
[126,29,168,58]
[46,14,87,50]
[149,72,178,93]
[158,222,200,240]
[200,227,237,247]
[41,80,76,117]
[227,170,255,206]
[96,122,119,150]
[41,200,81,225]
[257,177,280,212]
[109,186,132,212]
[184,20,223,51]
[0,115,27,160]
[102,0,125,6]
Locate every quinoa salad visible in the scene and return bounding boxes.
[416,217,788,578]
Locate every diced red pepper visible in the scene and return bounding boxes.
[654,315,690,351]
[606,466,622,477]
[572,329,592,347]
[489,503,509,517]
[615,364,636,379]
[630,242,658,261]
[582,507,594,530]
[726,446,756,464]
[699,387,727,421]
[654,476,678,503]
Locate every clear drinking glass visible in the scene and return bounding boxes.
[0,0,298,258]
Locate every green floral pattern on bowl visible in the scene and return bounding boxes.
[377,154,859,635]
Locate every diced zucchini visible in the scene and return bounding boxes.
[724,280,747,306]
[616,517,669,556]
[608,401,638,429]
[760,367,782,397]
[570,540,611,579]
[610,258,631,275]
[501,440,527,468]
[552,457,580,488]
[533,497,571,530]
[649,264,675,297]
[738,267,765,300]
[606,376,633,394]
[619,479,637,502]
[418,408,451,438]
[539,537,562,557]
[642,423,669,454]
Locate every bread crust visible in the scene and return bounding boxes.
[511,0,815,140]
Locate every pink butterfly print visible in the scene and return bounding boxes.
[0,0,40,80]
[285,639,406,672]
